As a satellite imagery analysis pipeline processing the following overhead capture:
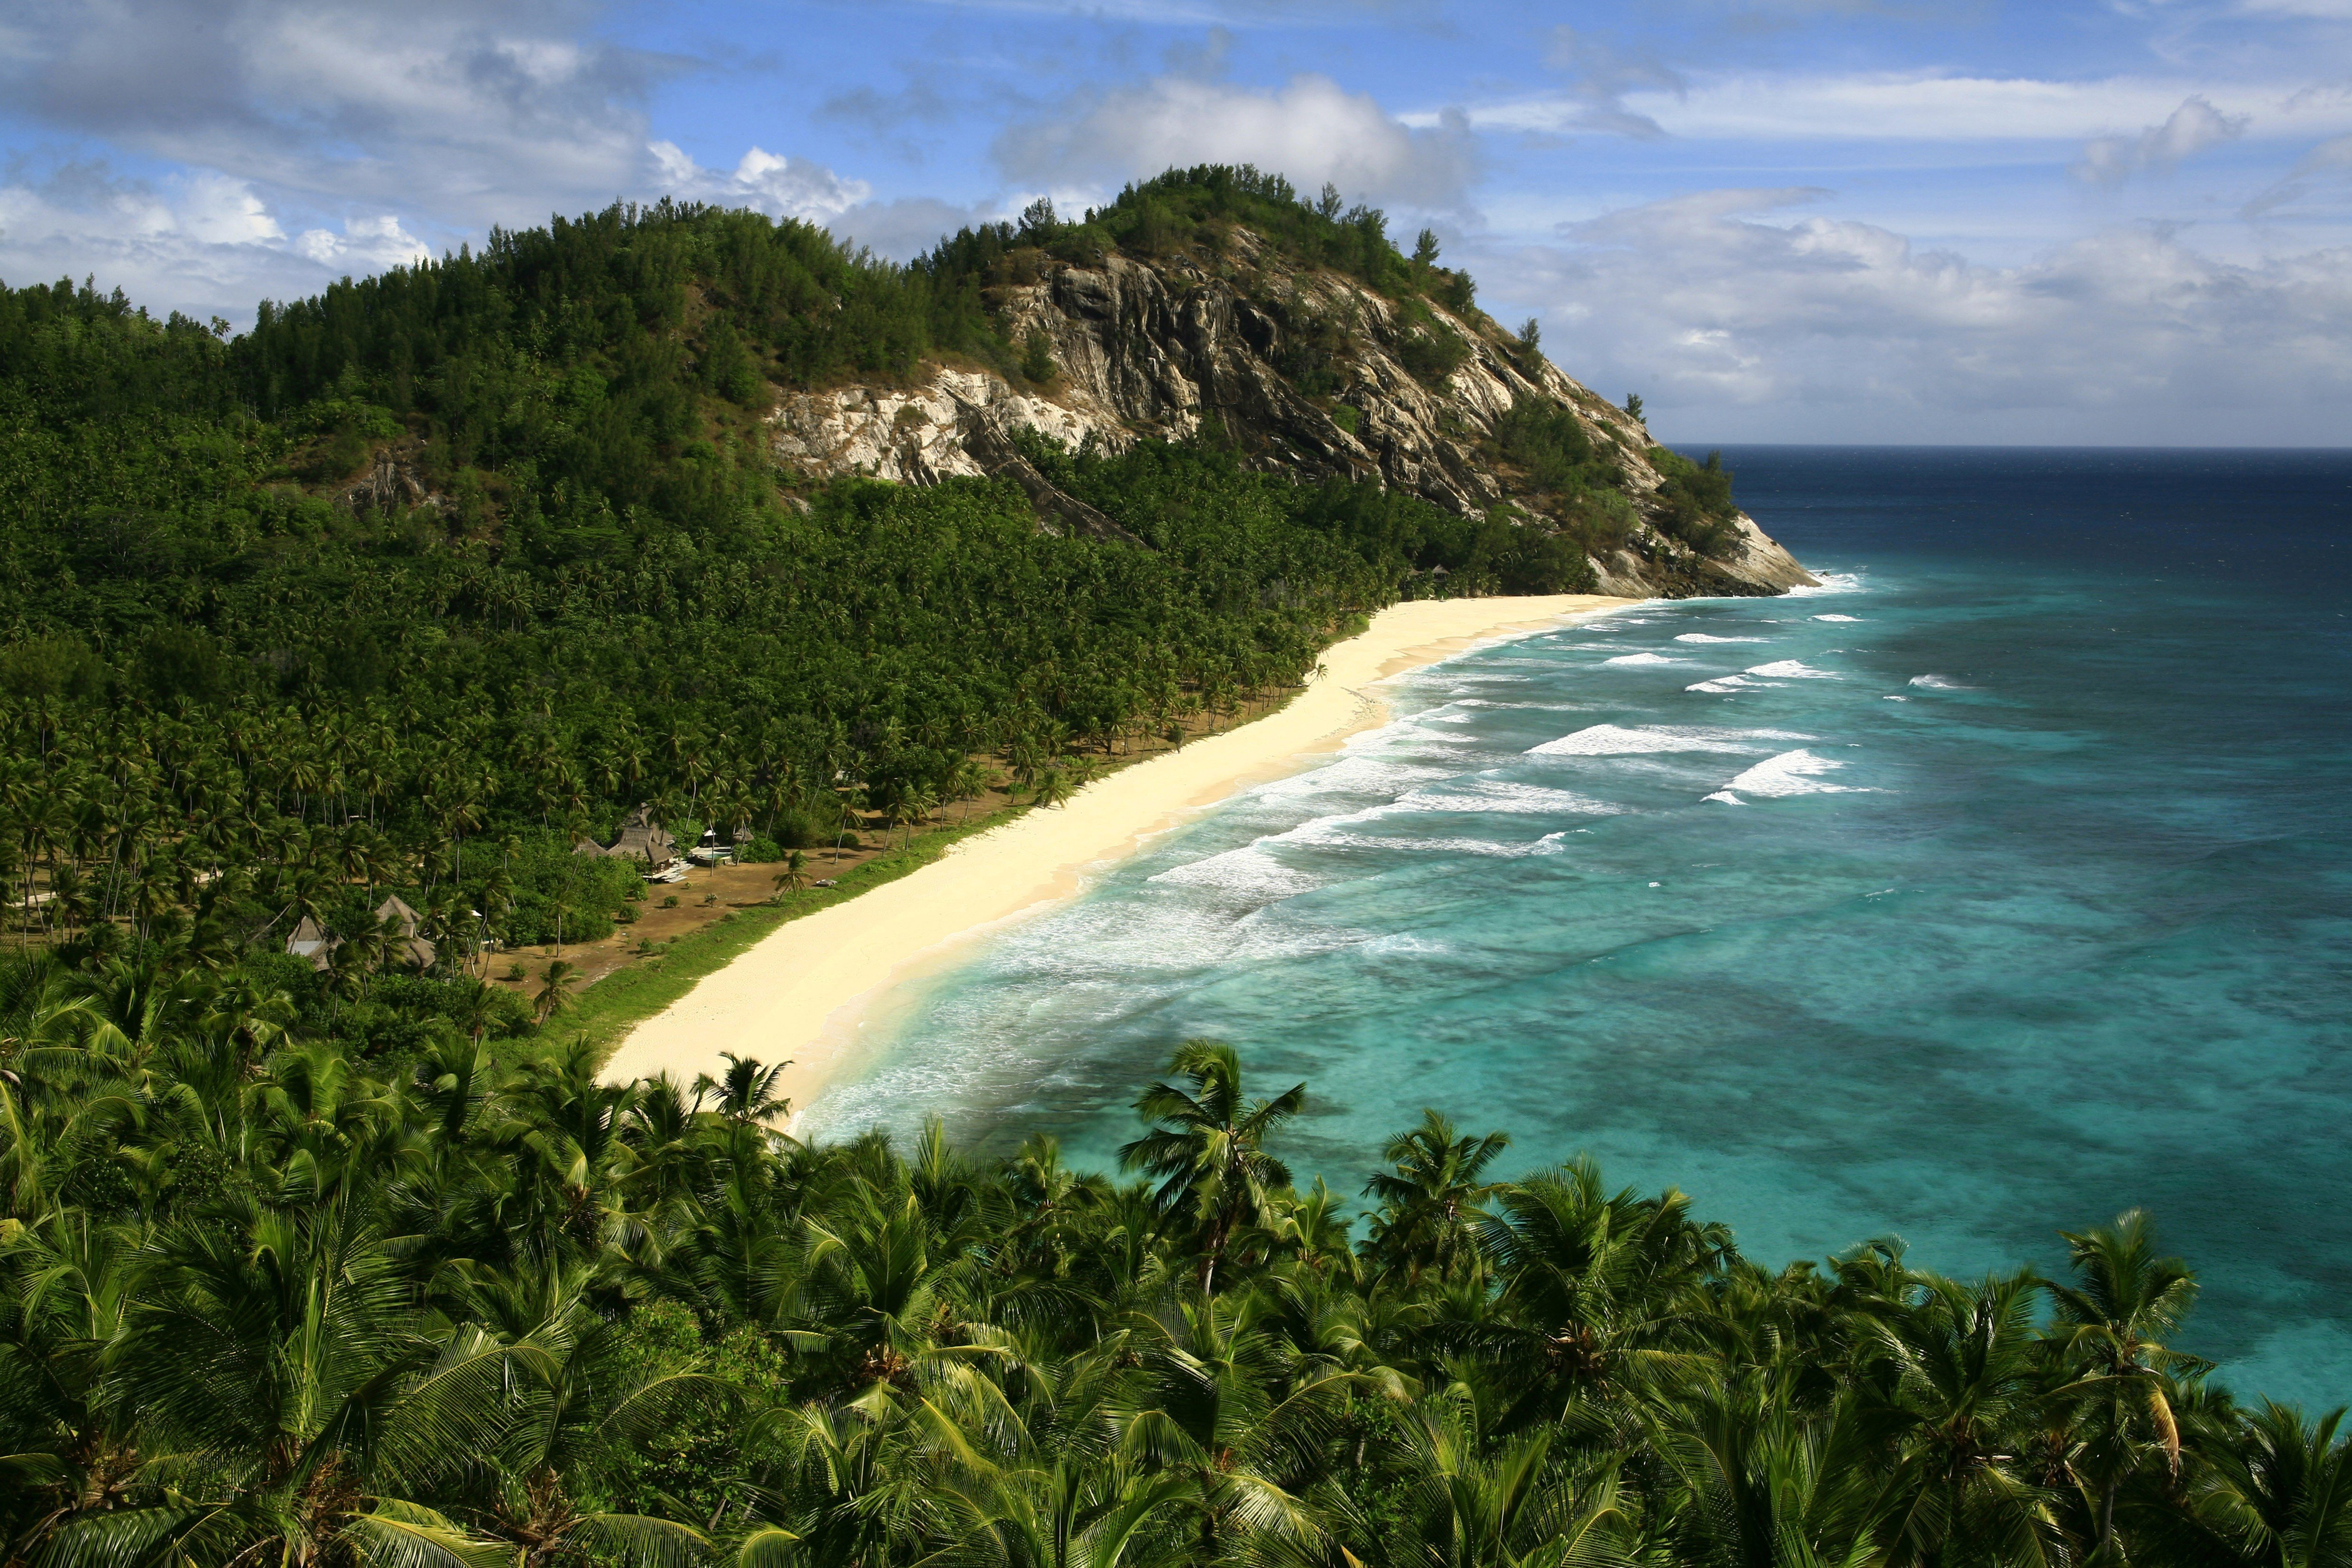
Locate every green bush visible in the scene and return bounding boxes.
[1650,446,1740,557]
[1396,321,1469,387]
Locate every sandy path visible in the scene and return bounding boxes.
[599,594,1638,1109]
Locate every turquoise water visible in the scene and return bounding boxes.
[804,448,2352,1408]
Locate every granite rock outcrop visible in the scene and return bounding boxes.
[769,230,1813,597]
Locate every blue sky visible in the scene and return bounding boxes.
[3,0,2347,443]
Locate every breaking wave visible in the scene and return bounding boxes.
[1705,748,1874,805]
[1526,723,1804,758]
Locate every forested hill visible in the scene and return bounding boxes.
[0,166,1808,956]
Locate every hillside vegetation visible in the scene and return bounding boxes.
[0,174,1660,961]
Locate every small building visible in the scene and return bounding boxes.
[576,803,678,874]
[287,916,333,966]
[285,895,436,972]
[374,894,437,970]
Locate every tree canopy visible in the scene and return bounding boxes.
[0,973,2337,1568]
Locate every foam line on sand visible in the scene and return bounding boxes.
[599,594,1638,1109]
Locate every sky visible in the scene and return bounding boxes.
[2,0,2348,444]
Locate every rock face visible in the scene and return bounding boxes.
[769,230,1814,598]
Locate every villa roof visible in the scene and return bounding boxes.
[570,804,678,871]
[287,916,331,963]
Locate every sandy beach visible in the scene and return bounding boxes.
[599,593,1638,1110]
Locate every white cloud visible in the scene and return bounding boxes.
[995,72,1479,210]
[178,173,286,246]
[2,0,672,222]
[1481,188,2352,443]
[649,143,875,220]
[2075,95,2250,184]
[2243,131,2352,214]
[1537,26,1686,140]
[292,214,430,271]
[0,161,329,318]
[1431,72,2350,145]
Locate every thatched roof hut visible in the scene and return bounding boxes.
[287,916,332,966]
[284,896,436,972]
[575,803,677,872]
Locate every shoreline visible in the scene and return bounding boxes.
[598,593,1640,1113]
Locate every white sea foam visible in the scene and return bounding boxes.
[1745,659,1841,680]
[1786,570,1865,597]
[1674,633,1767,643]
[1705,748,1873,804]
[1305,832,1567,858]
[1685,677,1755,694]
[1254,755,1447,803]
[1602,652,1678,665]
[1812,613,1860,623]
[1527,723,1807,757]
[1398,778,1619,815]
[1909,674,1970,690]
[1149,845,1324,899]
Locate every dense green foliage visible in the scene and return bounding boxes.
[0,185,1619,964]
[1493,403,1642,562]
[1,971,2341,1568]
[1647,448,1740,558]
[931,166,1476,317]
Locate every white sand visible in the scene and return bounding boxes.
[600,594,1639,1110]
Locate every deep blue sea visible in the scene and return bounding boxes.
[805,448,2352,1408]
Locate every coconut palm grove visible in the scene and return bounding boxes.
[1,173,2346,1567]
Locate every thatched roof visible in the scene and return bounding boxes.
[285,901,434,972]
[577,803,677,870]
[288,916,331,967]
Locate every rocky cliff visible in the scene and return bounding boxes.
[768,226,1813,598]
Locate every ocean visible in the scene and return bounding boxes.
[802,447,2352,1408]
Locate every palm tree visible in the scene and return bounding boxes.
[1650,1371,1893,1568]
[439,1263,725,1568]
[772,848,808,898]
[42,1193,511,1568]
[1867,1270,2066,1566]
[1398,1386,1632,1568]
[2047,1209,2205,1557]
[1117,1039,1305,1292]
[950,760,988,823]
[1364,1109,1510,1284]
[1124,1289,1356,1563]
[2181,1399,2352,1568]
[1032,769,1074,810]
[693,1051,793,1127]
[534,960,582,1024]
[1474,1158,1734,1422]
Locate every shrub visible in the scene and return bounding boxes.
[1020,327,1057,384]
[769,802,839,850]
[1495,400,1604,494]
[1650,446,1740,557]
[1396,322,1468,387]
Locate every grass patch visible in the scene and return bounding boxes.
[571,805,1022,1063]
